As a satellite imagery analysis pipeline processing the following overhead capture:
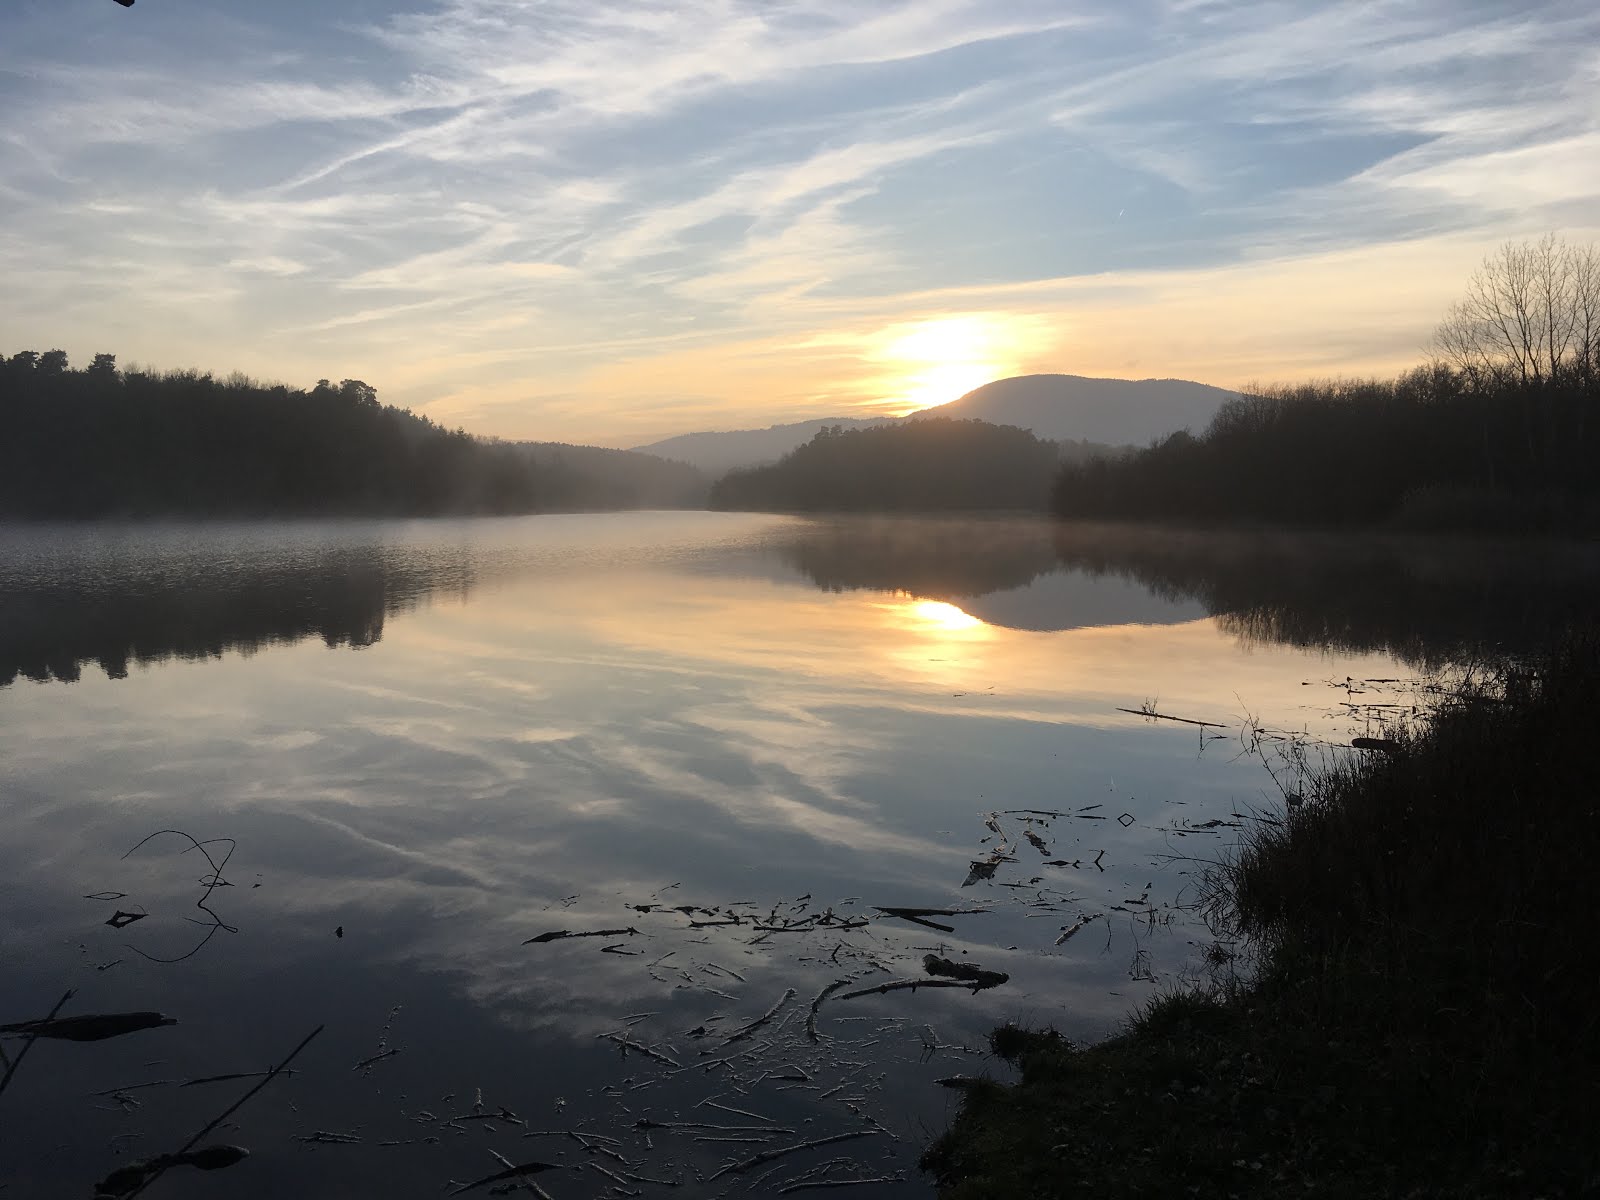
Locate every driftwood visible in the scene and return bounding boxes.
[446,1152,558,1196]
[872,906,990,933]
[123,1025,322,1199]
[707,1130,881,1180]
[722,988,795,1044]
[635,1118,793,1134]
[805,980,851,1041]
[1054,914,1102,945]
[836,979,974,1001]
[523,927,639,945]
[922,955,1007,990]
[0,989,72,1101]
[599,1033,680,1068]
[1,1011,175,1042]
[1116,706,1225,728]
[94,1145,248,1196]
[779,1173,902,1193]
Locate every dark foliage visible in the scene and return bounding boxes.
[1,351,594,518]
[708,417,1069,513]
[1052,364,1600,530]
[927,642,1600,1197]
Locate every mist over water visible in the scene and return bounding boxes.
[2,513,1593,1198]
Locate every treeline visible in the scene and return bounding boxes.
[1053,367,1600,528]
[709,417,1100,513]
[0,351,700,518]
[1054,236,1600,531]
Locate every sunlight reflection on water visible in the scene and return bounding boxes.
[2,513,1594,1198]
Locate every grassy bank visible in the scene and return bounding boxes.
[924,643,1600,1198]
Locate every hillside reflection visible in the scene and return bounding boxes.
[779,517,1205,631]
[1051,524,1600,664]
[0,528,472,686]
[6,515,1598,690]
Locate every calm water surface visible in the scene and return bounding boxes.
[2,513,1593,1198]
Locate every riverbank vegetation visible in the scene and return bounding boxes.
[924,638,1600,1197]
[709,417,1109,513]
[0,353,701,517]
[1054,236,1600,531]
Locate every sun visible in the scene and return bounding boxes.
[867,313,1048,415]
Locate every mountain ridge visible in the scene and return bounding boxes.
[632,373,1236,473]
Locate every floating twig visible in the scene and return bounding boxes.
[1055,914,1103,945]
[635,1119,793,1134]
[523,927,639,945]
[722,989,795,1044]
[805,981,851,1041]
[780,1174,902,1193]
[599,1033,679,1068]
[118,829,240,963]
[1116,706,1224,728]
[872,906,989,934]
[837,979,975,1001]
[707,1130,881,1180]
[447,1150,558,1196]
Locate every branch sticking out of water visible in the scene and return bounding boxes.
[1116,705,1225,728]
[123,1024,323,1198]
[0,988,74,1103]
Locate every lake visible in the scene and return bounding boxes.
[2,512,1594,1198]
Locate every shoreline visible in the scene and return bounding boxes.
[924,641,1600,1197]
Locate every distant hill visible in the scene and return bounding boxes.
[632,375,1235,473]
[516,442,708,509]
[633,416,890,476]
[929,374,1235,446]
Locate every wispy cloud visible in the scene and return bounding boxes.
[1,0,1597,442]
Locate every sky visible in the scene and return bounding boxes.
[3,1,1598,446]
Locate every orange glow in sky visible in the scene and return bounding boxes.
[867,314,1054,415]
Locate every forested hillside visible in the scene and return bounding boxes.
[0,351,694,518]
[1053,237,1600,531]
[708,418,1086,512]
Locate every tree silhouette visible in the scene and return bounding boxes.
[1052,237,1600,531]
[709,417,1071,513]
[1435,235,1600,387]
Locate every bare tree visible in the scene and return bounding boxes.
[1435,234,1600,385]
